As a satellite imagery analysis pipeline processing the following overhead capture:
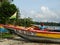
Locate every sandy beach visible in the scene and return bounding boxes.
[0,36,60,45]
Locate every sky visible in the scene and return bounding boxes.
[13,0,60,23]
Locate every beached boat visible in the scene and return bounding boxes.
[3,25,60,43]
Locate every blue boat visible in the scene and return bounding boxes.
[0,26,8,33]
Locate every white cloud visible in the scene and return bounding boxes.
[21,6,60,22]
[41,6,49,12]
[30,10,36,15]
[35,13,44,18]
[41,20,48,22]
[33,6,59,22]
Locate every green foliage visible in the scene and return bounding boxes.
[9,17,33,27]
[15,9,20,25]
[0,33,14,38]
[0,2,17,24]
[18,18,33,27]
[0,2,17,17]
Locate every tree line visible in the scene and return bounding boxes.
[33,22,60,26]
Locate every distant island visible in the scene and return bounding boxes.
[33,22,60,26]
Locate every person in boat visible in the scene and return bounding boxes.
[38,23,47,30]
[26,24,46,30]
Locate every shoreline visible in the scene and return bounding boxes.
[0,36,60,45]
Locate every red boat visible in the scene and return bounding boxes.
[2,24,60,43]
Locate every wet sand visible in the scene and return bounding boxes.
[0,36,60,45]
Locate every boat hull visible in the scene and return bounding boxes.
[15,31,60,43]
[13,29,60,43]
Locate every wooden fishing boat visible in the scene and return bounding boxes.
[3,25,60,43]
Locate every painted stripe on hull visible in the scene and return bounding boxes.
[36,33,60,38]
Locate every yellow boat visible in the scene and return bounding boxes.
[3,24,60,43]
